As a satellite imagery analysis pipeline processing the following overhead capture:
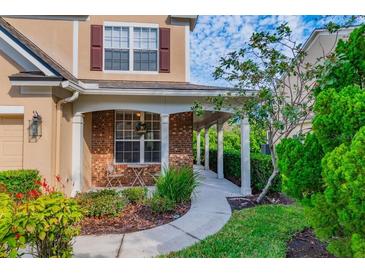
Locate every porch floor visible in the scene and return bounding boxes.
[73,165,241,258]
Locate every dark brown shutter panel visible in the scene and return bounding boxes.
[159,28,170,73]
[90,25,103,71]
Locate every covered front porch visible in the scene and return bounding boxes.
[70,91,252,197]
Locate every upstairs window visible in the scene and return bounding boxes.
[104,24,158,72]
[133,27,158,71]
[104,26,129,71]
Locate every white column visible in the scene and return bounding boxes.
[217,120,224,179]
[71,113,84,197]
[161,114,169,171]
[204,126,210,170]
[196,129,201,166]
[241,118,251,196]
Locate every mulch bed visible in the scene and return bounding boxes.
[286,228,334,258]
[227,192,294,211]
[80,202,190,235]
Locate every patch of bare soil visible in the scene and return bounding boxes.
[286,228,335,258]
[80,202,190,235]
[227,192,294,211]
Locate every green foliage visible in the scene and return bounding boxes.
[193,123,266,160]
[313,85,365,152]
[121,187,147,204]
[76,189,127,218]
[0,170,41,195]
[277,134,324,202]
[155,166,199,204]
[19,193,83,258]
[147,195,176,214]
[309,126,365,257]
[209,149,281,193]
[0,193,24,258]
[315,25,365,94]
[165,204,308,258]
[0,192,83,258]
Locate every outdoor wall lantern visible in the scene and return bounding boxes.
[29,111,42,139]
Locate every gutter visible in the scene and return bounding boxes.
[55,81,80,182]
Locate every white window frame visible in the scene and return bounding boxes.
[114,110,161,164]
[103,22,159,74]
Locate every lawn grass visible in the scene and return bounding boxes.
[165,204,308,258]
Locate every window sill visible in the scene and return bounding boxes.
[103,70,159,75]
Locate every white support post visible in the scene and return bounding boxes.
[204,126,210,170]
[161,114,169,172]
[196,129,201,166]
[241,118,252,196]
[71,113,84,197]
[217,120,224,179]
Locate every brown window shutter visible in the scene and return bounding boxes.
[90,25,103,71]
[159,28,170,73]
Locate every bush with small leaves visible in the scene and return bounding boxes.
[147,195,176,214]
[309,126,365,257]
[121,187,147,204]
[76,189,127,218]
[277,133,324,202]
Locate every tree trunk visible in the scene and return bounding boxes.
[256,139,278,203]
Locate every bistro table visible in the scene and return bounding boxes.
[128,164,150,186]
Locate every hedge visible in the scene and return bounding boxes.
[208,149,281,194]
[0,170,41,195]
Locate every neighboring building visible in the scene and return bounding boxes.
[286,26,354,138]
[0,16,253,196]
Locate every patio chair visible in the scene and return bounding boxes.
[105,164,124,187]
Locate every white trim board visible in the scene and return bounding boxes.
[0,106,24,114]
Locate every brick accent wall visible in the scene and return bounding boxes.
[91,110,160,187]
[91,110,193,187]
[169,112,194,167]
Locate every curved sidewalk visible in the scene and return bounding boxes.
[73,166,241,258]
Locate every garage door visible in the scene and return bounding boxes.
[0,116,23,170]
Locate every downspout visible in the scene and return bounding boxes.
[55,81,80,185]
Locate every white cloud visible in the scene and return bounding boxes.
[190,15,355,86]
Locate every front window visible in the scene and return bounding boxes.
[115,111,161,163]
[104,24,158,72]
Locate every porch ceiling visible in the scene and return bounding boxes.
[193,111,232,131]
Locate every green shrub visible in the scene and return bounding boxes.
[277,133,324,202]
[313,85,365,152]
[121,187,147,203]
[0,170,41,195]
[147,195,176,214]
[76,189,127,218]
[0,193,25,258]
[209,149,281,193]
[0,192,83,258]
[155,166,199,203]
[309,126,365,257]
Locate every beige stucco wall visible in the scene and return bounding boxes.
[0,52,57,185]
[78,15,186,82]
[5,17,74,73]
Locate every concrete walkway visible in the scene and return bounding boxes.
[73,166,241,258]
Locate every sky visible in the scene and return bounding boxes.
[189,15,363,86]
